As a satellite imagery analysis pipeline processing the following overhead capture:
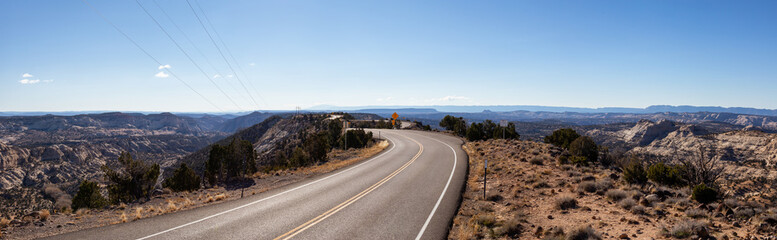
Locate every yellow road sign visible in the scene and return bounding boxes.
[392,112,399,119]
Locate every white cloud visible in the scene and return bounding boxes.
[213,74,222,78]
[249,63,256,66]
[377,97,393,102]
[22,73,33,78]
[436,95,470,102]
[42,79,54,83]
[19,79,40,84]
[158,64,171,70]
[155,71,169,78]
[226,74,234,78]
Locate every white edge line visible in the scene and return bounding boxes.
[137,135,397,240]
[414,133,458,240]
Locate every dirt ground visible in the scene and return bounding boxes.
[1,140,388,240]
[448,139,776,240]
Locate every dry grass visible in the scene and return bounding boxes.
[214,194,226,202]
[555,195,578,210]
[134,207,143,220]
[0,217,10,228]
[38,209,50,221]
[75,208,90,217]
[165,201,178,213]
[119,212,127,223]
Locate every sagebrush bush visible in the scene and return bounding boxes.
[530,157,544,165]
[38,209,50,221]
[691,184,718,204]
[623,161,647,185]
[555,195,578,210]
[475,214,496,227]
[631,205,646,215]
[734,208,755,219]
[569,136,598,163]
[565,225,601,240]
[723,198,739,209]
[685,208,708,218]
[493,218,522,238]
[578,181,597,193]
[669,220,707,239]
[605,189,628,202]
[619,198,637,210]
[71,180,108,210]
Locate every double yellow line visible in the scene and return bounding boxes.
[274,136,424,240]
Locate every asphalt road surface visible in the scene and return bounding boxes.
[47,129,467,240]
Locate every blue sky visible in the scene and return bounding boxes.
[1,0,776,112]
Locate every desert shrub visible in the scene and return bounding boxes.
[533,181,551,189]
[691,184,718,204]
[685,208,708,218]
[578,181,597,193]
[71,180,108,210]
[530,157,544,165]
[630,190,644,200]
[623,161,647,185]
[39,209,50,221]
[594,180,613,193]
[43,183,72,212]
[631,205,646,215]
[493,218,523,238]
[544,128,580,149]
[569,156,589,166]
[569,136,598,163]
[681,147,724,187]
[555,195,578,210]
[0,217,10,228]
[103,152,161,203]
[163,163,201,192]
[606,189,628,202]
[565,225,601,240]
[475,214,497,227]
[723,198,740,209]
[558,154,570,165]
[734,208,756,219]
[619,198,637,210]
[669,220,707,239]
[762,212,777,225]
[645,194,661,204]
[647,163,685,186]
[667,197,690,207]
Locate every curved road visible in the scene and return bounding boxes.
[47,130,467,240]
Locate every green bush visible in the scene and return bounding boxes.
[205,138,257,185]
[102,152,160,203]
[342,129,373,149]
[569,156,589,166]
[569,136,598,163]
[623,161,647,185]
[439,115,467,136]
[692,184,718,204]
[163,163,201,192]
[71,180,108,210]
[466,123,484,141]
[544,128,580,149]
[647,163,684,186]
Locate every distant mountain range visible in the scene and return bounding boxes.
[307,105,777,116]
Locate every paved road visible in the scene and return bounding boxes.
[47,130,467,240]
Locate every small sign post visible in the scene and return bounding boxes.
[484,159,488,199]
[499,120,508,139]
[391,112,399,129]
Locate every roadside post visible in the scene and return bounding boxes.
[500,120,508,139]
[391,112,399,129]
[484,159,488,199]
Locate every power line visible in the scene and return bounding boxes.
[192,0,267,108]
[81,0,223,112]
[186,0,261,110]
[150,0,249,103]
[135,0,244,111]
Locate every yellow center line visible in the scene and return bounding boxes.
[274,135,424,240]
